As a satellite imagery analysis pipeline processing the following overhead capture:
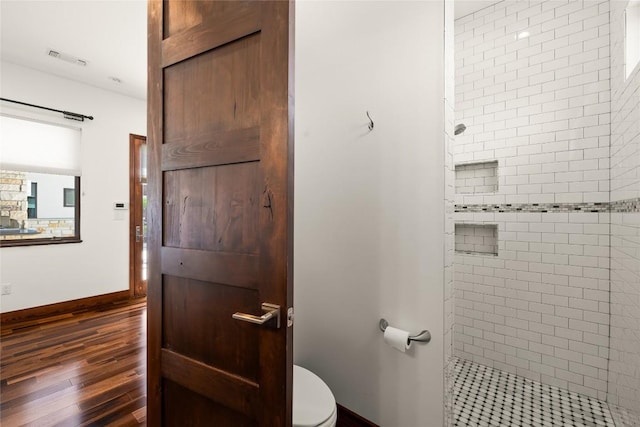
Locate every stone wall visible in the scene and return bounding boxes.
[27,219,75,237]
[0,170,27,225]
[0,218,76,241]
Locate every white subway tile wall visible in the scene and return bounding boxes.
[454,0,611,207]
[608,0,640,417]
[455,161,499,194]
[445,3,456,425]
[455,223,499,255]
[454,0,613,402]
[453,213,610,400]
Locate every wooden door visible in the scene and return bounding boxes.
[147,1,294,426]
[130,134,148,298]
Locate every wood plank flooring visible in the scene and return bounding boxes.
[1,299,147,427]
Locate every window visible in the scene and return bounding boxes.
[0,115,82,246]
[626,0,640,79]
[63,188,75,207]
[27,182,37,218]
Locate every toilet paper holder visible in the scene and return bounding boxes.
[379,318,431,344]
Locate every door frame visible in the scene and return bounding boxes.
[129,133,147,298]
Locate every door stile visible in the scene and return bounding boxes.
[256,2,295,424]
[147,0,163,425]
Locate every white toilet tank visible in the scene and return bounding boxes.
[293,365,337,427]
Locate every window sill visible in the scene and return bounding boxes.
[0,238,83,248]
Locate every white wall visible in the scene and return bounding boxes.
[294,1,445,425]
[0,61,146,312]
[26,172,76,219]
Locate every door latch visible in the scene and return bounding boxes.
[287,307,294,327]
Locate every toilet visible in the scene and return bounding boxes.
[293,365,337,427]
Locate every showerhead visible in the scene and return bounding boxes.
[454,123,467,136]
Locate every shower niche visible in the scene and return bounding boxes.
[454,160,498,194]
[454,223,498,256]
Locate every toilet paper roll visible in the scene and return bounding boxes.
[383,326,412,353]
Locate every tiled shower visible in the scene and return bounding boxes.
[452,0,639,425]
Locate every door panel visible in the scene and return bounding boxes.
[163,34,261,138]
[162,276,260,380]
[163,163,261,252]
[148,1,293,425]
[163,380,256,427]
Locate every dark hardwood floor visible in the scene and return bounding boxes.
[1,299,378,426]
[1,299,147,427]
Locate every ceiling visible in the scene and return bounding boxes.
[1,0,147,101]
[0,0,494,102]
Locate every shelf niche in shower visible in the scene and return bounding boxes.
[455,161,498,194]
[455,223,498,256]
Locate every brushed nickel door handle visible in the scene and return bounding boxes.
[232,303,281,328]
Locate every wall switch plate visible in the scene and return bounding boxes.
[1,284,12,295]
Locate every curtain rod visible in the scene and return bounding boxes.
[0,97,94,122]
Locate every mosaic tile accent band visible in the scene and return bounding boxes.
[454,198,640,213]
[609,198,640,213]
